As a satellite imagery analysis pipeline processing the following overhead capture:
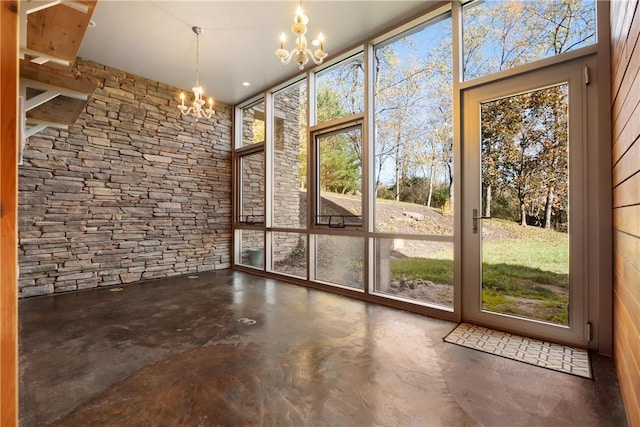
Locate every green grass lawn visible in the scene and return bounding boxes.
[389,220,570,325]
[390,257,454,285]
[481,231,569,325]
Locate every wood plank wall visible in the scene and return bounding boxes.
[611,1,640,425]
[0,1,19,425]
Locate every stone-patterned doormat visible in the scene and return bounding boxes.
[443,323,592,379]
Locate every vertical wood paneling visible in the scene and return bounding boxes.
[611,1,640,426]
[0,1,19,425]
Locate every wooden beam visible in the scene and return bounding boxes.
[22,78,90,101]
[25,96,88,127]
[26,0,96,66]
[20,61,97,94]
[1,2,19,426]
[20,61,97,129]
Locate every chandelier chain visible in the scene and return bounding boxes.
[177,25,214,120]
[195,29,200,88]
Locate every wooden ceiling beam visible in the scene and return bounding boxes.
[19,61,97,132]
[21,77,91,102]
[25,0,96,67]
[20,61,97,94]
[18,1,98,139]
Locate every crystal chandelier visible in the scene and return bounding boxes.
[177,26,215,120]
[275,2,328,70]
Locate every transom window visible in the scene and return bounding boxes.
[315,53,365,124]
[462,0,596,80]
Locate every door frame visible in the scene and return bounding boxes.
[460,57,595,348]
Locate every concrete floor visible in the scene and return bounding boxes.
[19,270,627,426]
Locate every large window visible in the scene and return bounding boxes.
[272,81,307,229]
[237,229,264,269]
[313,123,363,228]
[315,53,364,124]
[372,12,454,309]
[236,100,266,269]
[463,0,596,80]
[313,235,364,290]
[376,239,454,308]
[374,13,453,225]
[270,232,307,279]
[238,150,264,224]
[240,100,265,148]
[232,1,607,338]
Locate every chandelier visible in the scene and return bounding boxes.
[275,2,328,70]
[177,26,215,120]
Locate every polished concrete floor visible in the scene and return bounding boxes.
[19,270,627,426]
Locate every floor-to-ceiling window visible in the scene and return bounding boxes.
[235,99,265,269]
[269,81,308,279]
[233,0,609,350]
[372,11,454,310]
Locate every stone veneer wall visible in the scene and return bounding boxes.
[271,85,305,264]
[18,58,232,298]
[272,84,303,230]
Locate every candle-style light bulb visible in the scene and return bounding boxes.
[318,32,324,50]
[280,32,286,49]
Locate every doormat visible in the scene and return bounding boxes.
[443,323,592,379]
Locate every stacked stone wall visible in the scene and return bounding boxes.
[273,86,303,229]
[18,58,232,297]
[271,86,305,263]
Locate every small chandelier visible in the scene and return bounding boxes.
[275,2,328,70]
[177,26,215,120]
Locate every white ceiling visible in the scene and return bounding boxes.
[78,1,436,105]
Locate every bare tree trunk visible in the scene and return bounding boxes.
[544,186,554,229]
[427,161,435,207]
[445,162,454,212]
[375,161,384,197]
[520,201,527,226]
[484,184,492,218]
[394,144,401,202]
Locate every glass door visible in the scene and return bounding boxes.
[462,59,590,347]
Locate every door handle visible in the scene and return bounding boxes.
[473,208,491,234]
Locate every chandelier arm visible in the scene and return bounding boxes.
[278,49,296,65]
[305,48,326,66]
